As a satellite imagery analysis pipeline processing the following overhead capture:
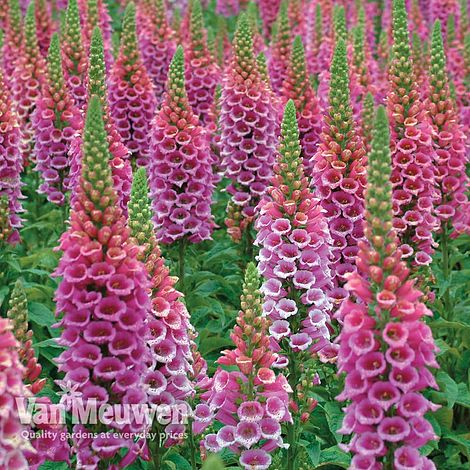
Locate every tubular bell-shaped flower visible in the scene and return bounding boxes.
[148,46,215,244]
[0,318,31,469]
[33,33,83,206]
[69,27,132,213]
[184,0,221,126]
[268,1,292,93]
[53,96,151,468]
[108,2,157,167]
[221,14,278,242]
[0,62,23,245]
[61,0,88,110]
[200,263,291,469]
[7,279,46,394]
[255,99,334,375]
[281,36,322,177]
[336,105,439,470]
[136,0,176,104]
[387,0,439,267]
[128,167,196,448]
[310,39,367,304]
[428,21,469,235]
[11,1,47,164]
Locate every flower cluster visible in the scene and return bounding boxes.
[2,0,23,80]
[35,0,54,57]
[33,34,83,205]
[428,21,469,236]
[255,100,334,357]
[24,397,71,469]
[53,97,151,468]
[0,317,32,469]
[78,0,114,70]
[199,263,292,470]
[61,0,88,110]
[336,105,439,470]
[136,0,176,104]
[184,0,221,126]
[128,167,196,446]
[11,2,47,163]
[281,36,323,177]
[0,63,23,244]
[310,39,366,304]
[148,46,215,244]
[258,0,281,38]
[220,14,277,241]
[69,27,132,213]
[108,2,157,167]
[387,0,439,266]
[7,279,46,394]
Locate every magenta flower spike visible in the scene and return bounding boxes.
[136,0,176,104]
[2,0,24,81]
[255,100,334,359]
[32,33,83,206]
[268,1,292,93]
[108,2,157,167]
[11,1,47,164]
[216,0,240,17]
[53,96,151,468]
[280,36,323,178]
[428,21,469,235]
[184,0,221,126]
[310,39,367,306]
[387,0,439,267]
[128,167,198,449]
[0,60,23,245]
[148,46,215,244]
[61,0,88,110]
[221,14,278,242]
[336,106,440,470]
[0,318,32,469]
[199,263,291,469]
[69,27,132,214]
[258,0,281,38]
[35,0,54,57]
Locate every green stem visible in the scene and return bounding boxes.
[286,351,299,470]
[178,238,186,293]
[187,420,197,470]
[441,223,452,320]
[151,432,162,470]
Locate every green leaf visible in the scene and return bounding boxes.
[455,383,470,408]
[201,454,226,470]
[38,462,69,470]
[29,302,55,327]
[324,401,344,443]
[435,370,459,408]
[164,454,192,470]
[433,407,454,431]
[0,285,9,308]
[317,445,350,468]
[443,433,470,459]
[305,440,321,466]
